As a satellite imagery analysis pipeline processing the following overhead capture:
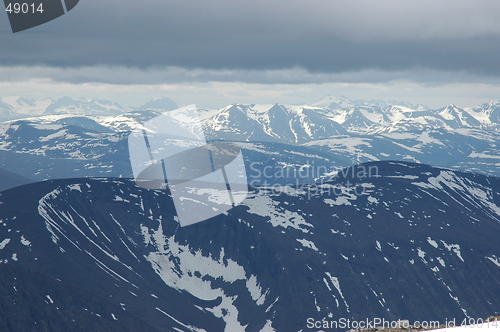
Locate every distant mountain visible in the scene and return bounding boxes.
[0,119,132,181]
[10,97,36,107]
[362,99,429,111]
[196,98,497,140]
[3,94,500,133]
[2,100,500,187]
[0,167,32,192]
[310,98,486,134]
[44,97,126,117]
[0,100,14,120]
[202,103,347,143]
[468,100,500,124]
[435,105,482,128]
[138,97,178,111]
[304,128,500,177]
[312,94,356,109]
[0,114,349,186]
[2,94,500,331]
[3,95,500,180]
[94,109,162,132]
[0,162,499,331]
[0,96,128,121]
[54,117,116,133]
[0,96,54,120]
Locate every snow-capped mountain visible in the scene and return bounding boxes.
[43,97,127,117]
[2,94,500,186]
[2,94,500,331]
[0,100,14,120]
[0,162,499,331]
[94,109,163,132]
[304,128,500,177]
[313,99,486,134]
[0,96,125,121]
[312,94,356,109]
[0,119,132,181]
[468,100,500,125]
[177,98,498,141]
[0,116,348,185]
[0,96,54,120]
[201,103,346,143]
[138,96,178,111]
[3,94,500,135]
[0,96,181,121]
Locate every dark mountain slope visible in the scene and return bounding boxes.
[0,167,33,192]
[0,162,499,331]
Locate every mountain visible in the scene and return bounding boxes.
[467,100,500,125]
[3,95,500,181]
[434,105,482,128]
[0,161,499,331]
[0,96,128,121]
[3,99,500,186]
[43,97,126,117]
[3,95,500,331]
[3,94,500,132]
[312,94,356,109]
[54,117,116,133]
[0,114,351,186]
[138,97,178,111]
[202,103,346,143]
[9,97,37,107]
[0,167,33,192]
[362,99,429,111]
[196,99,497,144]
[0,96,54,119]
[0,100,14,120]
[304,127,500,177]
[0,97,55,121]
[0,119,132,181]
[94,109,163,132]
[313,100,484,134]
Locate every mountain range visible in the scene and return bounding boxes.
[0,94,500,331]
[1,95,500,187]
[1,162,500,331]
[0,96,179,122]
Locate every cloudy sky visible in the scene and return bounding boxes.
[1,0,500,109]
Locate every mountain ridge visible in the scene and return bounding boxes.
[1,161,499,331]
[2,95,500,131]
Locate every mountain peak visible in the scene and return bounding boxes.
[139,97,178,111]
[14,97,36,107]
[43,97,126,117]
[312,95,354,109]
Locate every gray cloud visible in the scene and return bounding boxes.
[1,0,500,82]
[2,65,500,88]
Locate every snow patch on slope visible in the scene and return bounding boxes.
[142,221,268,331]
[244,193,313,233]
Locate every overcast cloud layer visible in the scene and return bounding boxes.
[2,0,500,109]
[2,0,500,81]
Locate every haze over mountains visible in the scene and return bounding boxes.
[2,94,500,136]
[0,96,179,121]
[1,94,500,186]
